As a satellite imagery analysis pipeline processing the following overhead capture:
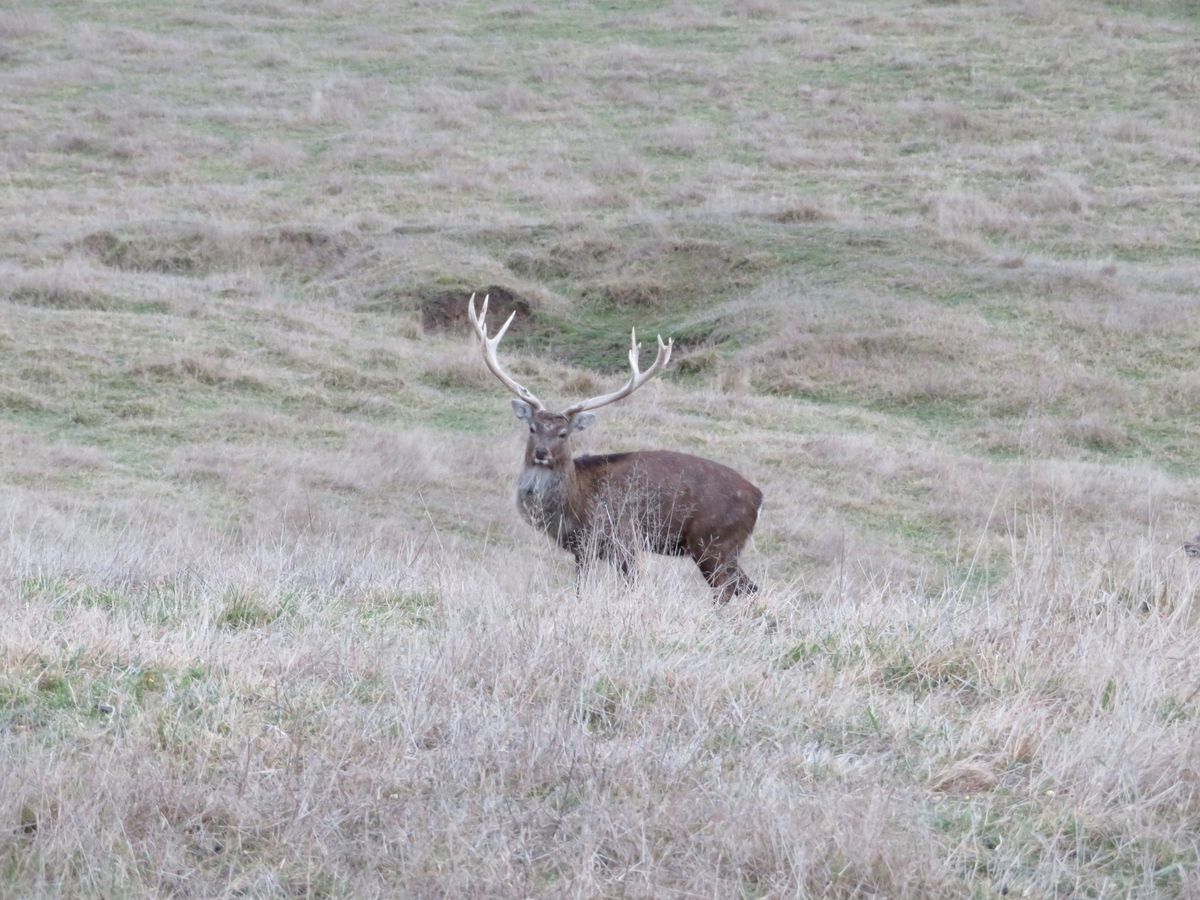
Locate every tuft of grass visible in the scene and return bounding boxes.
[360,589,443,628]
[217,589,282,630]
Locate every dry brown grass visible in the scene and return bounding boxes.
[3,0,1200,896]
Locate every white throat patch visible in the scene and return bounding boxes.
[516,465,569,538]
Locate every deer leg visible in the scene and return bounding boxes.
[572,537,637,595]
[596,514,639,587]
[614,553,637,586]
[570,540,595,598]
[726,558,758,596]
[572,550,600,599]
[695,555,734,603]
[601,539,638,587]
[731,566,758,598]
[689,537,728,601]
[714,564,758,603]
[689,537,756,603]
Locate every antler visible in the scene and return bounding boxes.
[467,293,545,411]
[562,328,673,417]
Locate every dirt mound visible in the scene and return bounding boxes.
[5,284,122,311]
[421,285,533,335]
[507,229,765,311]
[76,224,353,277]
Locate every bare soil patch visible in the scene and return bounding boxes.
[420,284,534,335]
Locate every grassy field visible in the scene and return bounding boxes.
[3,0,1200,896]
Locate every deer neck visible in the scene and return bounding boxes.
[516,458,581,545]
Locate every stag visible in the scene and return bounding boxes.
[469,293,762,602]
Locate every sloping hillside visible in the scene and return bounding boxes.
[3,2,1199,896]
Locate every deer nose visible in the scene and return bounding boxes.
[534,447,549,461]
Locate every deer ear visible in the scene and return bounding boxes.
[569,412,596,433]
[512,399,534,422]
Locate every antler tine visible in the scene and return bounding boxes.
[468,293,545,411]
[563,325,673,417]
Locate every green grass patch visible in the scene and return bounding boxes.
[217,589,285,630]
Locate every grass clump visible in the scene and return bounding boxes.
[217,590,281,630]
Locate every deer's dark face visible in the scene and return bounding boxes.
[512,401,594,469]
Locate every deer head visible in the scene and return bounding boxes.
[468,293,673,468]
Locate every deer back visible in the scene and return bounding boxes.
[572,450,762,553]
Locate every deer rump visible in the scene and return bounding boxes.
[530,450,762,600]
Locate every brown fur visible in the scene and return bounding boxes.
[516,410,762,602]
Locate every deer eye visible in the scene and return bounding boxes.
[557,429,568,438]
[528,425,536,434]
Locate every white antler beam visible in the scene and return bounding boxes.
[562,327,673,417]
[467,293,545,411]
